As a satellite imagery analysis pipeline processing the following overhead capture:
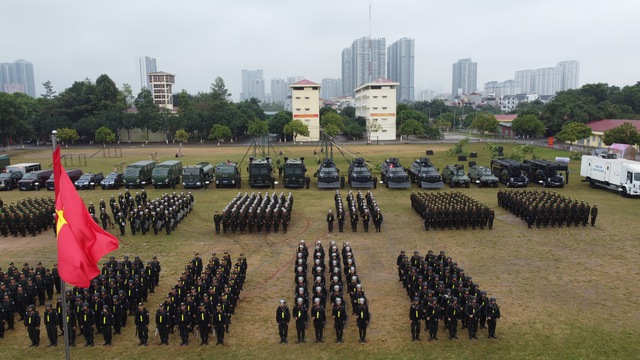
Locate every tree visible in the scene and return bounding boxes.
[283,120,309,141]
[340,106,356,119]
[121,83,135,107]
[343,118,365,140]
[554,122,592,143]
[208,124,232,141]
[211,77,231,102]
[511,114,546,137]
[470,113,499,135]
[322,123,341,137]
[56,127,79,145]
[175,129,189,143]
[41,81,56,99]
[602,122,640,145]
[399,119,424,139]
[435,112,457,130]
[247,119,269,137]
[447,138,470,156]
[269,111,292,141]
[133,88,160,139]
[94,126,115,145]
[320,112,345,132]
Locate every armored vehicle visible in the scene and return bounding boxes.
[282,157,310,189]
[408,157,443,189]
[347,157,376,189]
[524,159,567,188]
[182,162,215,189]
[490,159,529,187]
[468,165,499,188]
[214,161,241,188]
[123,160,155,189]
[442,164,471,188]
[380,157,410,189]
[152,160,182,189]
[248,157,275,188]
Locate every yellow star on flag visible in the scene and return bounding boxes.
[56,208,67,234]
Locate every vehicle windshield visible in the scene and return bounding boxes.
[455,169,465,176]
[216,166,235,175]
[79,174,93,180]
[21,173,37,180]
[183,168,200,176]
[249,167,270,175]
[105,174,118,180]
[123,169,139,177]
[319,167,338,177]
[284,167,304,175]
[420,169,437,176]
[635,173,640,182]
[481,169,492,176]
[153,169,169,176]
[352,167,369,175]
[389,168,405,174]
[0,173,11,179]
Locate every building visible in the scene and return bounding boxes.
[354,78,399,141]
[148,71,175,110]
[342,37,386,96]
[290,79,321,142]
[387,38,415,102]
[452,58,477,98]
[0,59,36,97]
[321,78,342,100]
[557,60,580,91]
[240,70,264,102]
[579,119,640,149]
[514,70,535,94]
[269,78,288,105]
[484,80,521,98]
[139,56,157,92]
[514,61,580,96]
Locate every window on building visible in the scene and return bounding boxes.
[296,108,301,111]
[305,108,310,111]
[305,97,309,99]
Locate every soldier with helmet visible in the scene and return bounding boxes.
[276,299,290,344]
[24,304,40,347]
[486,297,501,339]
[332,297,347,342]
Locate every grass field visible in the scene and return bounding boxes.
[0,141,639,360]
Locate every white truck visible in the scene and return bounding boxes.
[580,155,640,197]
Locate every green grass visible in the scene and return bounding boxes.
[0,142,639,359]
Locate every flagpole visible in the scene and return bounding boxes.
[53,130,71,360]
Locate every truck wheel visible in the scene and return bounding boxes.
[465,182,470,188]
[373,177,377,189]
[589,180,596,188]
[621,188,628,197]
[172,183,176,189]
[494,182,499,188]
[305,178,310,189]
[385,181,389,188]
[215,184,220,189]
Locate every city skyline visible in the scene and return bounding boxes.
[1,1,638,102]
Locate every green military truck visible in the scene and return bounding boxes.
[182,162,215,189]
[442,164,471,188]
[214,161,241,188]
[123,160,156,189]
[247,157,275,188]
[282,157,310,189]
[152,160,182,189]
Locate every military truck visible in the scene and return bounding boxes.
[468,165,499,188]
[442,164,471,188]
[408,157,443,189]
[282,157,310,189]
[18,169,54,191]
[152,160,182,189]
[182,162,215,189]
[315,158,342,189]
[380,157,410,189]
[347,157,376,189]
[524,159,567,188]
[123,160,156,189]
[490,159,530,187]
[214,161,241,188]
[248,157,275,188]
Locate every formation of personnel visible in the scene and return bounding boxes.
[277,240,370,344]
[214,191,293,234]
[397,249,501,340]
[331,190,384,233]
[411,191,495,230]
[0,197,55,237]
[497,189,598,228]
[158,251,246,346]
[89,191,194,236]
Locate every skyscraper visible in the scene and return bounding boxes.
[241,70,265,102]
[0,59,36,97]
[387,38,415,102]
[515,70,535,94]
[451,58,477,98]
[321,78,342,100]
[514,61,579,95]
[341,48,353,97]
[270,78,288,105]
[557,60,579,91]
[139,56,157,92]
[342,37,386,96]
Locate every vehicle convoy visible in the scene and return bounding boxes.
[468,165,499,188]
[18,169,53,191]
[182,162,215,189]
[524,159,568,188]
[247,157,275,188]
[5,162,41,176]
[45,169,83,190]
[580,155,640,197]
[379,157,410,189]
[74,172,104,190]
[214,161,241,188]
[100,172,124,190]
[123,160,156,189]
[347,157,376,189]
[408,157,443,189]
[152,160,182,189]
[442,164,471,188]
[282,157,310,189]
[491,159,530,187]
[0,171,23,190]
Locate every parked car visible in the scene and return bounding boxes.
[0,171,23,190]
[75,172,104,190]
[100,172,124,190]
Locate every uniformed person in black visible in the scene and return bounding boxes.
[43,303,58,347]
[276,299,290,343]
[24,304,41,347]
[155,303,170,345]
[409,296,423,341]
[212,303,227,345]
[213,211,222,234]
[327,210,335,233]
[446,297,461,339]
[355,297,369,342]
[135,303,149,346]
[101,305,114,346]
[486,297,501,339]
[590,204,598,226]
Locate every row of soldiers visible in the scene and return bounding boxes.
[497,189,598,228]
[213,192,294,234]
[0,197,55,237]
[89,192,194,236]
[410,191,495,230]
[397,249,501,340]
[278,240,370,344]
[155,251,247,346]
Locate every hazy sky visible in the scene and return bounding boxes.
[3,0,638,101]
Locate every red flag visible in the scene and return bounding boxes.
[53,147,119,287]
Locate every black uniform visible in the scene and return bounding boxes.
[355,302,370,342]
[486,299,501,338]
[212,306,228,345]
[43,307,58,346]
[293,302,308,343]
[135,305,149,346]
[326,211,335,232]
[276,303,290,343]
[409,300,423,341]
[24,308,41,347]
[155,307,170,345]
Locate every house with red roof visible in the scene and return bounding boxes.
[579,119,640,149]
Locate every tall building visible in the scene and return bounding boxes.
[451,58,477,98]
[0,59,36,97]
[148,71,175,111]
[270,78,288,104]
[484,80,521,98]
[387,38,415,102]
[557,60,580,91]
[341,48,353,97]
[321,78,342,99]
[354,78,399,141]
[139,56,157,92]
[290,79,321,142]
[342,37,386,96]
[534,67,559,96]
[515,70,535,94]
[240,70,265,102]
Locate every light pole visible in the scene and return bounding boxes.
[51,130,57,152]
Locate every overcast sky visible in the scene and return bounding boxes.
[3,0,638,101]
